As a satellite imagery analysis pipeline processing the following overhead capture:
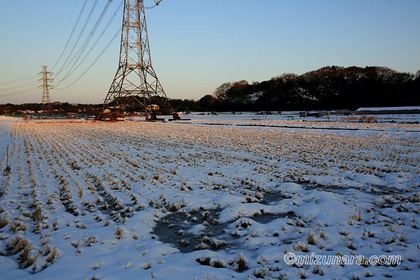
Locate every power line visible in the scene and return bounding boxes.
[0,80,39,92]
[0,74,38,86]
[0,76,39,99]
[55,0,97,77]
[0,87,38,98]
[146,0,164,9]
[56,28,121,90]
[52,0,89,73]
[56,1,123,87]
[49,0,79,70]
[2,0,124,100]
[56,0,114,86]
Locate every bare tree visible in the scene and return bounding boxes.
[213,82,233,100]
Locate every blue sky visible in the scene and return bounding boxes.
[0,0,419,104]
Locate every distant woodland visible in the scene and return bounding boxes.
[1,66,419,114]
[176,66,420,112]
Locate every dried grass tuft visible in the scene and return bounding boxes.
[45,246,61,264]
[235,253,248,271]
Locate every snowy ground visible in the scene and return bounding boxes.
[0,115,419,280]
[173,111,420,124]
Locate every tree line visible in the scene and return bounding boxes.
[0,102,103,115]
[172,66,420,112]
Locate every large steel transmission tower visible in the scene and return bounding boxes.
[104,0,171,118]
[39,66,53,112]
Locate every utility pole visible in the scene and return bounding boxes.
[39,66,53,112]
[103,0,171,118]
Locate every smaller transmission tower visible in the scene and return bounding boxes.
[39,66,53,112]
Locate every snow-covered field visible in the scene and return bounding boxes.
[172,111,420,124]
[0,115,419,279]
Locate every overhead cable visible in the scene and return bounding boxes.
[57,0,123,86]
[0,87,39,98]
[56,28,121,90]
[55,0,99,77]
[52,0,89,73]
[0,74,38,86]
[56,0,114,86]
[0,80,39,92]
[50,0,80,71]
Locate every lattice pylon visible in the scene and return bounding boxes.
[104,0,171,116]
[39,66,53,112]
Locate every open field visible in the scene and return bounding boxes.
[0,116,419,279]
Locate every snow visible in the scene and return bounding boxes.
[0,115,419,279]
[356,106,420,112]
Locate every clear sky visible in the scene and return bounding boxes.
[0,0,419,104]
